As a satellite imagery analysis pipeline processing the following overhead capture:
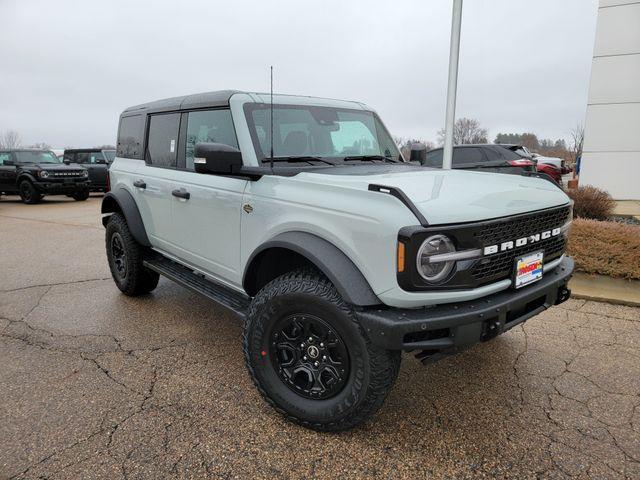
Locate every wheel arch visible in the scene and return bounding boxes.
[243,232,380,306]
[101,188,151,247]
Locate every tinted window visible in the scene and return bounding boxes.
[63,152,75,163]
[88,151,105,164]
[185,110,237,171]
[424,149,443,167]
[483,148,502,161]
[14,151,61,164]
[75,152,90,164]
[146,113,180,168]
[117,115,145,159]
[493,146,522,161]
[452,148,484,166]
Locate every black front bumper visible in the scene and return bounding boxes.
[356,257,574,360]
[35,179,91,194]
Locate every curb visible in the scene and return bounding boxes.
[569,273,640,307]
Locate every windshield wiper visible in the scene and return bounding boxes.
[262,156,336,166]
[343,155,398,163]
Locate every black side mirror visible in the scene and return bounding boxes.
[194,142,243,174]
[63,159,71,165]
[409,142,427,164]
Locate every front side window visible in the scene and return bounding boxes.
[89,151,105,164]
[185,109,238,170]
[424,149,443,168]
[146,113,180,168]
[75,152,90,164]
[14,151,61,164]
[0,152,10,165]
[244,104,402,163]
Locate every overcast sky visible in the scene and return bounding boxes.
[0,0,598,148]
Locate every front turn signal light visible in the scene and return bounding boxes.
[397,242,406,273]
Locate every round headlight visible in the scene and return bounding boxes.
[82,170,89,177]
[416,234,456,283]
[38,170,49,178]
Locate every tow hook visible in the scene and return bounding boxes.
[555,286,571,305]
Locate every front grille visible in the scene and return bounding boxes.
[51,171,84,178]
[470,206,571,284]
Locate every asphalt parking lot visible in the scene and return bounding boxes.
[1,196,639,479]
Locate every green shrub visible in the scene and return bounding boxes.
[566,186,615,220]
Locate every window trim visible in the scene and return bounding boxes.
[143,107,238,172]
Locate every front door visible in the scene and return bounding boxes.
[166,109,248,285]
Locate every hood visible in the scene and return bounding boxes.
[21,163,85,171]
[298,165,570,225]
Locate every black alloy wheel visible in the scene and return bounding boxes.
[110,232,127,279]
[270,313,350,400]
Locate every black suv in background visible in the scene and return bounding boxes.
[63,148,114,192]
[420,144,537,175]
[0,149,90,204]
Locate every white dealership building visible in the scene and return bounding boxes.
[579,0,640,200]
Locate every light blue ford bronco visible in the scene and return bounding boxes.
[102,90,573,431]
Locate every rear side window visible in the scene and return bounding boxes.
[117,115,145,159]
[452,148,484,166]
[146,113,180,168]
[184,109,237,171]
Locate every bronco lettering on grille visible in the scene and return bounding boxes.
[483,228,561,255]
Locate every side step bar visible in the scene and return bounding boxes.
[143,255,250,319]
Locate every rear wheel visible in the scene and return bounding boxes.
[19,180,43,204]
[106,213,159,295]
[243,269,401,431]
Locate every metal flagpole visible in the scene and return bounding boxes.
[442,0,463,170]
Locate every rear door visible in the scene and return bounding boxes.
[0,151,17,192]
[134,113,181,249]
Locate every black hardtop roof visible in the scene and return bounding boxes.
[121,90,242,117]
[64,148,113,153]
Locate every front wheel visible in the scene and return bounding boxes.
[243,269,401,431]
[72,189,90,201]
[19,180,43,204]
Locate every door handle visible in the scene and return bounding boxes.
[172,188,190,200]
[133,180,146,189]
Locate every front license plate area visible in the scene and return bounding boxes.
[514,251,544,289]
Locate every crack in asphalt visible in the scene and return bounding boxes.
[2,281,639,478]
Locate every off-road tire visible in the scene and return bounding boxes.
[243,269,401,431]
[105,213,159,296]
[19,180,43,204]
[72,190,90,201]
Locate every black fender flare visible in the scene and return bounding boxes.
[101,188,151,246]
[243,231,380,306]
[16,172,38,185]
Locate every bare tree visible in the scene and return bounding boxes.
[437,118,488,146]
[569,123,584,163]
[29,142,51,150]
[0,130,22,149]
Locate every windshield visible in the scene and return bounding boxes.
[14,151,61,164]
[103,150,116,162]
[244,104,402,164]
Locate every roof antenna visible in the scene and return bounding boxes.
[269,65,274,171]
